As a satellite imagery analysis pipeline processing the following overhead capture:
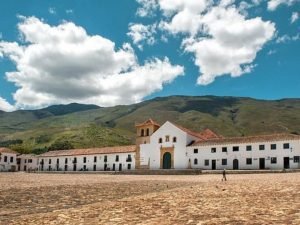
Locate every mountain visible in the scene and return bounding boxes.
[0,96,300,153]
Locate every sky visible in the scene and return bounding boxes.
[0,0,299,111]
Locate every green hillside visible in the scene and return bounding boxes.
[1,96,300,154]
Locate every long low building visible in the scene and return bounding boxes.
[2,119,300,172]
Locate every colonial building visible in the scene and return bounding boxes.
[1,118,300,172]
[0,148,17,172]
[138,119,300,170]
[17,154,39,172]
[37,145,135,172]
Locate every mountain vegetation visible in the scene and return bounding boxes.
[0,96,299,154]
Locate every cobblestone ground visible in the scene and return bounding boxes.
[0,172,299,225]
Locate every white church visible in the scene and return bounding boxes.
[2,119,300,172]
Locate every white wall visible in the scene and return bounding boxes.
[38,152,135,172]
[140,121,199,169]
[0,152,17,172]
[18,155,39,171]
[187,139,300,170]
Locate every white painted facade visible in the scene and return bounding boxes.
[0,148,17,172]
[187,140,300,170]
[17,154,39,172]
[38,152,135,172]
[140,121,198,169]
[139,121,300,170]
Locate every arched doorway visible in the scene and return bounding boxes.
[233,159,239,170]
[163,152,171,169]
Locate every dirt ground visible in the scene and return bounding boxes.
[0,172,299,225]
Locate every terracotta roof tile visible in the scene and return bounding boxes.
[192,133,300,146]
[135,118,160,127]
[0,148,17,154]
[38,145,136,157]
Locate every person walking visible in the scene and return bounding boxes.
[222,169,227,181]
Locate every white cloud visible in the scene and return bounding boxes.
[267,0,299,11]
[127,23,156,50]
[0,97,15,112]
[66,9,74,14]
[276,33,300,43]
[154,1,275,85]
[136,0,158,17]
[291,12,299,23]
[267,49,276,55]
[48,7,56,14]
[0,16,184,109]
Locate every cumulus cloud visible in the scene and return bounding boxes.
[0,16,184,109]
[0,97,15,112]
[127,23,156,49]
[267,0,299,11]
[144,0,275,85]
[136,0,158,17]
[291,12,299,23]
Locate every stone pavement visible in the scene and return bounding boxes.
[0,173,299,224]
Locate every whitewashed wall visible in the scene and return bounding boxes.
[38,152,135,171]
[0,152,17,172]
[187,139,300,170]
[140,121,199,169]
[18,155,39,171]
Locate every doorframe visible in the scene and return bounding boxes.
[160,147,174,169]
[211,160,216,170]
[284,157,290,169]
[259,158,265,169]
[233,159,239,170]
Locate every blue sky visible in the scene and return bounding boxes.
[0,0,299,111]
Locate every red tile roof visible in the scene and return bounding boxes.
[135,118,160,127]
[171,122,221,140]
[192,133,300,146]
[38,145,136,157]
[0,148,17,154]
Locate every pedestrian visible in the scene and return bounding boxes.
[222,169,227,181]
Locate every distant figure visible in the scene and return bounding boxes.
[222,169,227,181]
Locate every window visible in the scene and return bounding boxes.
[4,156,7,162]
[146,128,149,136]
[128,164,131,170]
[259,145,265,150]
[165,135,170,142]
[204,160,209,166]
[104,155,107,162]
[173,137,177,143]
[49,159,52,164]
[141,129,144,137]
[271,144,276,150]
[83,157,87,163]
[28,159,32,163]
[194,158,198,165]
[158,138,162,143]
[65,158,68,164]
[73,157,77,163]
[246,145,252,151]
[126,154,132,162]
[211,148,216,153]
[294,156,299,163]
[222,147,227,152]
[10,157,14,163]
[271,157,277,164]
[94,156,97,163]
[24,159,27,163]
[246,158,252,165]
[283,143,290,149]
[233,146,239,152]
[194,149,198,154]
[116,155,119,162]
[222,159,227,165]
[56,158,59,164]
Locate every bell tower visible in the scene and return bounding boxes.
[135,119,160,169]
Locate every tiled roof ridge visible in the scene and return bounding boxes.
[135,118,160,127]
[192,133,300,146]
[39,145,136,157]
[0,147,17,154]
